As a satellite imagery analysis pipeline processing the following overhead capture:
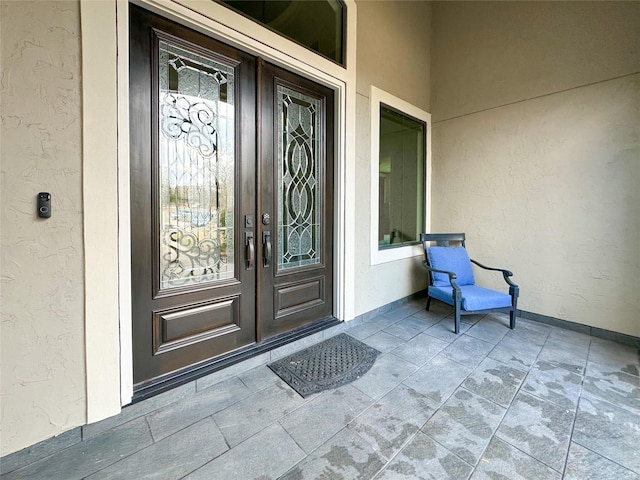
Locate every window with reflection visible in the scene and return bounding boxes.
[221,0,345,65]
[378,105,426,249]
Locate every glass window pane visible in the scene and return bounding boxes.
[378,105,425,250]
[277,85,322,271]
[158,40,236,289]
[221,0,345,65]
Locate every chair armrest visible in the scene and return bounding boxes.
[422,261,462,291]
[470,259,518,288]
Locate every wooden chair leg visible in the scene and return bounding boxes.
[454,301,461,334]
[426,296,432,311]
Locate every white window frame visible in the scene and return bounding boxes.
[369,86,431,265]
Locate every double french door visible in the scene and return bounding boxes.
[130,6,334,388]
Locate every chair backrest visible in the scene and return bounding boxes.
[419,233,466,247]
[420,233,475,286]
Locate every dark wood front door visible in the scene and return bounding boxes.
[130,6,334,389]
[258,63,334,340]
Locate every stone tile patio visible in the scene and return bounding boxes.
[2,299,639,479]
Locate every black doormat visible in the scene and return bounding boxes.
[268,333,380,398]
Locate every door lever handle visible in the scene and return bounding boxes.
[263,231,271,268]
[245,232,254,270]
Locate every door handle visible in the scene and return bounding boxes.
[263,231,271,267]
[245,232,254,270]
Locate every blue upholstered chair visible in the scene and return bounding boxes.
[420,233,519,334]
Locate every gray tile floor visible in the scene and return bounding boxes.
[3,299,639,479]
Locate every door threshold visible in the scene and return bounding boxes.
[132,316,340,402]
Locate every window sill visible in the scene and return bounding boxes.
[371,243,423,265]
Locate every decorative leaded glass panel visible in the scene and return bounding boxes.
[158,40,235,289]
[277,85,322,271]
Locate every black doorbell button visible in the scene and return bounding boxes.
[38,192,51,218]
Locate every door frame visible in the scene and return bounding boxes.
[81,0,357,422]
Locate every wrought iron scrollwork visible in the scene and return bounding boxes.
[157,40,235,290]
[161,228,223,286]
[160,93,218,159]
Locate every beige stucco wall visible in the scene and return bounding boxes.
[1,0,87,455]
[431,1,640,336]
[356,0,431,112]
[353,0,432,316]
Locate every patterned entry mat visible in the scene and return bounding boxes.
[268,333,380,397]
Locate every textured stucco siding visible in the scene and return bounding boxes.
[1,0,86,455]
[353,0,432,316]
[431,1,640,122]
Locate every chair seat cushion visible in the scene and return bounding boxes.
[429,285,513,311]
[427,247,475,286]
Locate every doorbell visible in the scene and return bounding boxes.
[38,192,51,218]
